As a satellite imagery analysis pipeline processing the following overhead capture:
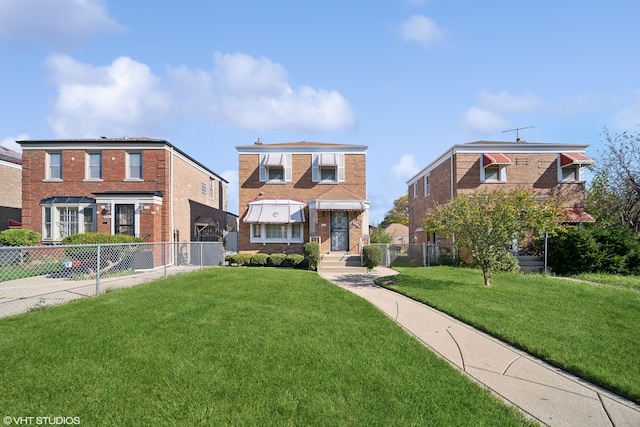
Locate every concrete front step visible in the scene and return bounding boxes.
[318,253,364,272]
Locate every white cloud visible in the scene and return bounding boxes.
[168,52,356,132]
[477,90,544,115]
[399,15,445,48]
[461,90,544,135]
[45,51,356,139]
[46,54,172,138]
[0,0,123,46]
[614,89,640,128]
[392,154,420,180]
[0,134,29,152]
[462,107,509,134]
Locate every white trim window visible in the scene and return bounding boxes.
[86,151,102,180]
[209,178,216,201]
[126,151,143,180]
[46,151,62,181]
[413,181,418,198]
[424,175,431,196]
[259,153,292,183]
[250,223,304,244]
[42,204,95,242]
[480,153,511,183]
[312,153,345,183]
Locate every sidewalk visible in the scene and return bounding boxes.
[319,267,640,427]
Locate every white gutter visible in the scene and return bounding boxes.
[170,145,175,243]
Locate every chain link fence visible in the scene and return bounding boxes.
[370,243,457,268]
[0,242,225,319]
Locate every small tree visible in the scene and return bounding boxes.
[422,188,563,286]
[370,226,393,244]
[380,195,409,227]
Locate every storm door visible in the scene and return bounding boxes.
[330,211,349,252]
[115,204,135,236]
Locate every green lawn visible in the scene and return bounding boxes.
[384,267,640,403]
[0,268,533,426]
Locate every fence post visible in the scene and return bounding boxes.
[95,244,101,296]
[200,241,204,269]
[163,243,167,278]
[423,242,427,267]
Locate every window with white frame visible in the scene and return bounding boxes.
[424,175,431,196]
[201,182,206,196]
[480,153,510,183]
[312,153,344,183]
[250,223,304,244]
[42,204,95,241]
[209,178,215,200]
[86,152,102,180]
[413,181,418,198]
[259,153,291,183]
[127,152,143,180]
[47,152,62,180]
[561,165,580,182]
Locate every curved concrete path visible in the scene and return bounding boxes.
[319,267,640,427]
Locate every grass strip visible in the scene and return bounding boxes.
[385,267,640,403]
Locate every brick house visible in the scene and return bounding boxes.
[0,146,22,231]
[236,140,370,254]
[407,140,595,244]
[18,137,228,244]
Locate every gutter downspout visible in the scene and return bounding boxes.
[170,146,175,243]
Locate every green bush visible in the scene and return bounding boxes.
[285,254,305,268]
[303,242,321,270]
[268,253,287,267]
[549,224,640,276]
[0,229,40,246]
[226,253,252,266]
[62,232,143,245]
[250,253,269,266]
[363,245,383,271]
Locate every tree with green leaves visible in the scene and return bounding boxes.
[422,188,563,286]
[380,194,408,227]
[587,127,640,232]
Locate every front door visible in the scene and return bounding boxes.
[115,204,135,236]
[330,211,349,252]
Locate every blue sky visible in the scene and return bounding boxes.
[1,0,640,223]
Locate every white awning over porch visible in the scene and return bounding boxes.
[309,200,367,211]
[243,199,306,224]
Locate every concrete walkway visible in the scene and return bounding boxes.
[319,267,640,427]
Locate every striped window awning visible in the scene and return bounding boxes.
[318,153,338,166]
[482,153,512,168]
[243,199,306,224]
[313,200,366,211]
[562,207,595,223]
[263,154,285,167]
[560,152,595,167]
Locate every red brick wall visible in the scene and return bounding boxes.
[238,152,367,254]
[408,152,587,243]
[21,148,171,242]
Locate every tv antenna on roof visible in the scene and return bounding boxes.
[502,126,535,142]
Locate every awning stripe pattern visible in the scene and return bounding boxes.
[482,153,512,168]
[318,153,338,166]
[562,207,595,223]
[243,199,306,224]
[560,152,595,167]
[263,154,285,167]
[315,200,366,211]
